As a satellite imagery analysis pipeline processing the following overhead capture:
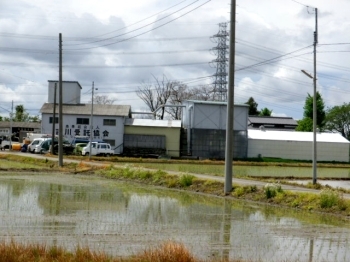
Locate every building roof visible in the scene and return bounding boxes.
[0,121,41,129]
[40,103,131,117]
[249,116,297,126]
[248,129,350,144]
[124,118,181,128]
[48,80,83,89]
[185,100,249,107]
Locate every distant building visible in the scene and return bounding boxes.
[248,129,350,162]
[0,121,41,141]
[48,80,82,104]
[40,103,131,153]
[181,100,249,159]
[124,118,181,157]
[248,116,298,131]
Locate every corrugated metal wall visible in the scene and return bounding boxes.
[123,134,166,156]
[189,129,247,159]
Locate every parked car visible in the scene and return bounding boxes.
[28,138,48,153]
[81,142,114,156]
[34,138,74,154]
[70,136,104,147]
[73,143,88,155]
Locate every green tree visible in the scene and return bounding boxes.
[297,91,326,131]
[245,97,260,115]
[14,105,30,122]
[29,115,41,122]
[259,107,272,116]
[296,117,313,132]
[303,91,326,127]
[324,103,350,139]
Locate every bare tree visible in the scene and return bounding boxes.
[188,84,215,101]
[136,75,173,120]
[136,76,217,120]
[167,82,191,120]
[89,95,116,105]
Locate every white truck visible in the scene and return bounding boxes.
[81,142,114,156]
[0,136,21,150]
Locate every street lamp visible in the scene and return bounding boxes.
[301,69,317,185]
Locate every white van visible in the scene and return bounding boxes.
[28,138,48,153]
[81,142,114,156]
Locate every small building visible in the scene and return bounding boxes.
[0,121,41,142]
[248,129,350,162]
[181,100,249,159]
[248,116,298,131]
[48,80,82,104]
[124,118,181,157]
[40,103,131,153]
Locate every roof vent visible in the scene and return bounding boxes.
[259,125,266,131]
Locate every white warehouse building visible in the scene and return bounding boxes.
[248,129,350,162]
[40,81,131,154]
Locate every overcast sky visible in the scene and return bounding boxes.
[1,0,350,120]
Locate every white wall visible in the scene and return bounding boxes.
[48,81,81,104]
[182,101,248,131]
[248,139,349,162]
[41,113,125,152]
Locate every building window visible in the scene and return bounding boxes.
[103,139,115,146]
[77,118,89,125]
[103,119,116,126]
[49,117,59,124]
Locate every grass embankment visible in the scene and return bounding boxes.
[1,153,350,217]
[0,241,245,262]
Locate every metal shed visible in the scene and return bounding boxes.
[248,129,350,162]
[181,100,249,159]
[124,119,181,157]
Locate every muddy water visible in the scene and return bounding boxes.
[0,173,349,262]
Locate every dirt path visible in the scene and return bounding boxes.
[1,151,350,199]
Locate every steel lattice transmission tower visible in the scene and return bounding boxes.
[211,22,229,101]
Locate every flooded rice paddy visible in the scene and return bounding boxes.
[0,173,349,262]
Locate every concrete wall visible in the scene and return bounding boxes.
[124,126,180,157]
[48,81,81,104]
[248,139,350,162]
[41,113,125,153]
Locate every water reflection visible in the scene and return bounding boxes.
[0,174,349,262]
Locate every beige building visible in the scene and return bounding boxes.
[124,119,181,157]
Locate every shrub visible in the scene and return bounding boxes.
[166,177,178,188]
[179,174,195,187]
[233,187,245,197]
[319,189,342,209]
[264,183,283,199]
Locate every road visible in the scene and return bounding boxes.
[1,150,350,199]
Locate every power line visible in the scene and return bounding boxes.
[66,0,212,51]
[65,0,202,46]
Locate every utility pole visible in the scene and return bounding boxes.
[9,100,13,151]
[58,33,63,167]
[89,82,95,161]
[51,83,57,155]
[312,8,318,185]
[224,0,236,194]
